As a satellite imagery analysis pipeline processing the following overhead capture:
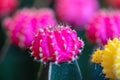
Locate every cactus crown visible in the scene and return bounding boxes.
[30,25,84,64]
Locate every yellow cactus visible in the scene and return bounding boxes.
[101,38,120,80]
[91,48,103,64]
[114,47,120,79]
[91,38,120,80]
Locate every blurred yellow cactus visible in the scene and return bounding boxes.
[91,38,120,80]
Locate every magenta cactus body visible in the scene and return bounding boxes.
[3,8,57,48]
[86,10,120,45]
[30,25,84,64]
[54,0,99,29]
[0,0,18,17]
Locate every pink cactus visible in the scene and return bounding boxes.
[3,8,57,48]
[54,0,99,29]
[86,10,120,45]
[0,0,18,17]
[30,25,84,64]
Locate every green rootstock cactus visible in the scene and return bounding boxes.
[49,61,82,80]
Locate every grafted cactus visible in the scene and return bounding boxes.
[3,8,56,48]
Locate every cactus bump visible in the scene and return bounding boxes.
[91,48,103,64]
